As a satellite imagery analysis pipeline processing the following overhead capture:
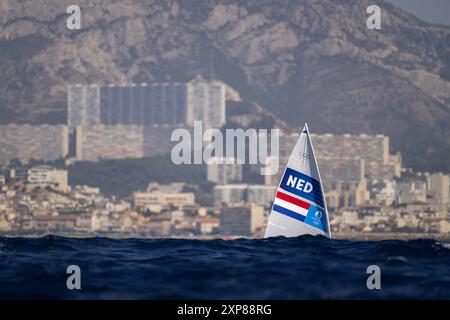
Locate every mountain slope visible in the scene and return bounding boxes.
[0,0,449,171]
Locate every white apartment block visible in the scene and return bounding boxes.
[75,125,187,161]
[68,82,226,129]
[28,166,69,192]
[134,191,195,212]
[0,125,69,165]
[279,132,401,187]
[427,173,449,205]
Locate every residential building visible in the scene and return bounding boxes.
[220,204,265,236]
[246,185,277,207]
[134,191,195,212]
[279,132,401,187]
[206,157,243,184]
[213,184,248,206]
[0,125,69,165]
[28,166,69,192]
[75,125,190,161]
[427,173,449,205]
[68,82,226,128]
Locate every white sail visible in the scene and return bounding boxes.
[264,123,331,238]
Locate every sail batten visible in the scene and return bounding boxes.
[264,123,331,238]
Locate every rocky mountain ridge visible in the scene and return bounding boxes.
[0,0,449,171]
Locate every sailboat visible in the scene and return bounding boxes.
[264,123,331,238]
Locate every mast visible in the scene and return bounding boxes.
[304,123,331,238]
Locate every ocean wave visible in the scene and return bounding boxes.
[0,235,450,299]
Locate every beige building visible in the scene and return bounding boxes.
[75,125,144,161]
[219,204,265,236]
[354,178,371,206]
[134,191,195,212]
[147,215,172,236]
[341,210,359,226]
[197,216,220,234]
[279,132,401,189]
[0,217,12,231]
[439,220,450,233]
[427,173,449,205]
[0,125,69,165]
[75,125,190,161]
[28,166,69,192]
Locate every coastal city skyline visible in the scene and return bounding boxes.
[0,79,449,239]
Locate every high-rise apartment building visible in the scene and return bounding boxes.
[310,133,389,164]
[75,125,190,161]
[427,173,450,205]
[68,84,100,126]
[0,125,69,165]
[278,132,401,186]
[75,125,144,161]
[68,82,226,128]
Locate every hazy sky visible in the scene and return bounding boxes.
[386,0,450,25]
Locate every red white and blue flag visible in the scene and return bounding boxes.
[272,191,311,222]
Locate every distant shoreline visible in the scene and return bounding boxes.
[1,232,450,241]
[333,232,450,241]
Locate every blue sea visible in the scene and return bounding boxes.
[1,235,450,299]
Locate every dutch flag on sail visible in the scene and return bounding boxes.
[272,190,327,232]
[272,191,312,222]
